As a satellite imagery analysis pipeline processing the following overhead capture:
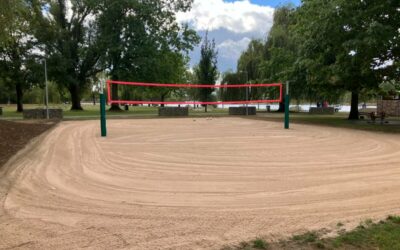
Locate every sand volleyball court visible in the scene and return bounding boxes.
[1,117,400,249]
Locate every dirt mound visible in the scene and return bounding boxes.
[0,120,56,168]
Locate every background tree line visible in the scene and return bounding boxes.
[223,1,399,119]
[0,0,200,111]
[1,0,398,118]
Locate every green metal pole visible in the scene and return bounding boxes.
[284,82,290,129]
[100,93,107,137]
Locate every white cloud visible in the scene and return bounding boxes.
[348,50,357,56]
[374,59,394,70]
[177,0,274,34]
[217,37,252,60]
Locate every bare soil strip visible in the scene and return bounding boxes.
[0,120,56,168]
[1,118,400,249]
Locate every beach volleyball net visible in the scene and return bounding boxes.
[106,80,283,106]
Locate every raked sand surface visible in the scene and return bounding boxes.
[1,118,400,249]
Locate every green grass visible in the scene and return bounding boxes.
[1,104,400,133]
[252,238,268,249]
[328,216,400,249]
[221,239,269,250]
[291,231,319,243]
[0,104,231,120]
[0,104,157,118]
[253,112,400,133]
[225,216,400,250]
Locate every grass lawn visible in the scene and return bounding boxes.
[253,112,400,133]
[225,216,400,250]
[0,104,157,119]
[1,104,400,133]
[0,104,231,120]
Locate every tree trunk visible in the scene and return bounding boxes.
[160,93,166,108]
[348,91,359,120]
[203,91,208,113]
[92,93,96,105]
[70,84,83,110]
[277,96,285,113]
[16,83,23,112]
[109,83,122,111]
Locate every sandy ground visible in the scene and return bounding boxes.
[1,117,400,249]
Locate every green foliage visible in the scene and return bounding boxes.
[231,216,400,250]
[0,78,10,103]
[236,40,269,102]
[220,71,244,102]
[238,40,264,81]
[330,216,400,249]
[292,231,319,243]
[1,0,199,110]
[232,1,399,117]
[252,238,268,249]
[23,82,66,104]
[97,0,199,109]
[295,0,400,119]
[379,80,400,99]
[31,0,103,110]
[234,5,320,108]
[28,0,199,110]
[0,0,42,111]
[194,32,219,111]
[263,5,297,83]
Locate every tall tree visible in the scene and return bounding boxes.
[0,0,41,112]
[261,5,311,112]
[296,0,400,119]
[237,40,266,102]
[195,32,219,112]
[31,0,103,110]
[97,0,199,110]
[237,40,265,81]
[220,71,244,102]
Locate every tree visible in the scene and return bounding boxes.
[234,6,313,113]
[237,40,266,102]
[237,40,265,81]
[149,52,191,107]
[296,0,400,119]
[260,5,312,112]
[379,80,400,99]
[31,0,103,110]
[184,68,199,105]
[0,0,41,112]
[0,77,10,104]
[220,71,244,102]
[194,32,219,112]
[97,0,199,110]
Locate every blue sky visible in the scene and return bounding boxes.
[177,0,301,72]
[225,0,301,7]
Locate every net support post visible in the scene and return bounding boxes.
[284,82,290,129]
[100,80,107,137]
